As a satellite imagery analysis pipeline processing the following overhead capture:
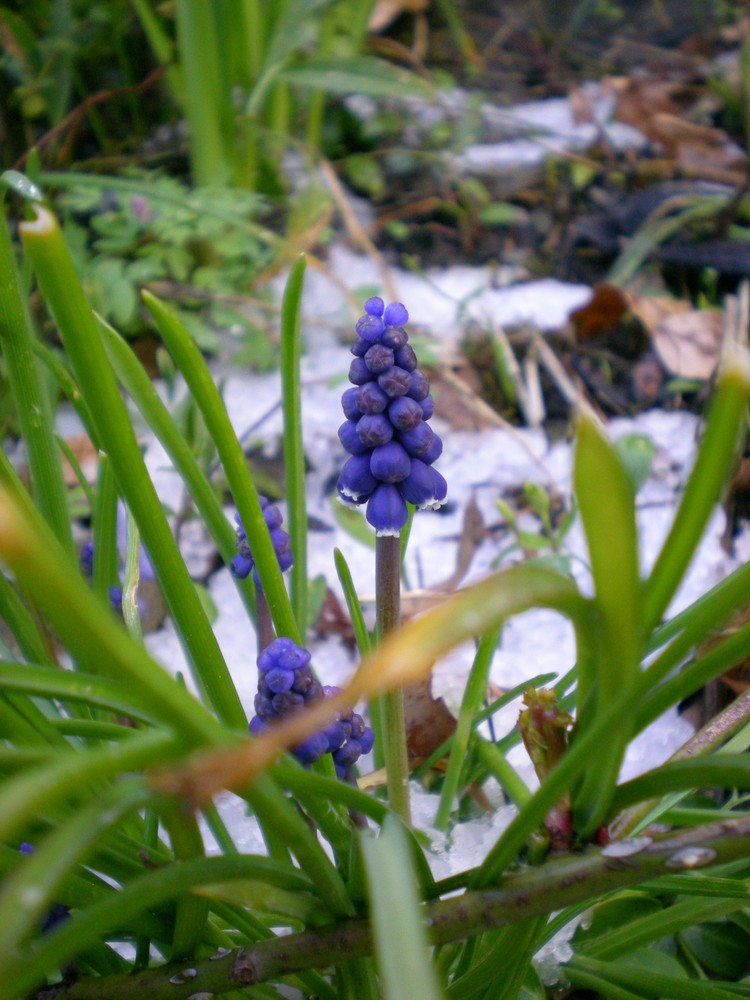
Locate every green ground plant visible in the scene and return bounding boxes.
[3,174,750,998]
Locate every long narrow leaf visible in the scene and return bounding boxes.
[280,255,308,634]
[361,817,444,1000]
[19,206,246,729]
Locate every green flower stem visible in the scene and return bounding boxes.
[435,626,501,829]
[26,817,750,1000]
[98,318,257,623]
[19,206,246,729]
[376,534,410,824]
[0,205,73,557]
[143,290,300,646]
[280,255,308,636]
[643,353,750,636]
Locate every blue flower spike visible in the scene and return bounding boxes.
[231,496,293,587]
[249,637,373,774]
[338,298,446,535]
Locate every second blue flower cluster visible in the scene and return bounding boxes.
[337,297,447,536]
[249,637,374,777]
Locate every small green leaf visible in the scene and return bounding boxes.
[613,433,656,493]
[680,920,750,979]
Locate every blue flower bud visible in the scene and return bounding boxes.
[378,365,412,397]
[421,433,444,465]
[338,419,370,455]
[349,357,372,385]
[355,382,389,414]
[370,441,411,483]
[400,459,448,509]
[366,483,409,535]
[272,690,305,714]
[388,396,423,431]
[341,386,363,420]
[394,344,418,371]
[381,326,408,350]
[266,667,294,694]
[406,369,430,401]
[364,296,385,317]
[339,453,378,502]
[419,394,435,419]
[356,413,394,448]
[293,731,330,764]
[399,421,437,457]
[355,314,385,342]
[351,338,370,357]
[232,502,293,587]
[364,343,395,374]
[384,302,409,327]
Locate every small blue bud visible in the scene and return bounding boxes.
[338,419,371,455]
[364,296,385,317]
[370,441,411,483]
[366,483,409,535]
[384,302,409,327]
[341,386,363,420]
[355,314,385,342]
[394,344,418,371]
[338,454,377,503]
[406,369,430,401]
[400,459,448,509]
[364,343,395,375]
[349,357,373,385]
[388,395,423,430]
[356,381,389,414]
[378,365,412,397]
[356,412,394,448]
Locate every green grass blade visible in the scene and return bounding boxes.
[92,453,119,601]
[435,626,501,829]
[334,547,372,655]
[143,289,300,644]
[174,0,234,184]
[643,353,750,635]
[0,199,73,557]
[280,255,308,635]
[612,754,750,811]
[361,816,445,1000]
[19,205,246,729]
[572,410,643,835]
[578,896,748,961]
[98,316,257,622]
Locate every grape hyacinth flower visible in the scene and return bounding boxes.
[231,496,293,586]
[337,297,447,535]
[249,637,374,776]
